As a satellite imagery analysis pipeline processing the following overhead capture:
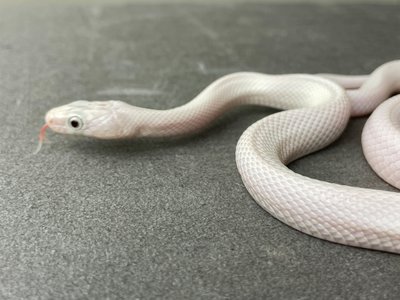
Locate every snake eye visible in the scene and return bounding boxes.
[68,116,83,129]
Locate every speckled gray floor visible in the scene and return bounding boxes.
[1,1,400,299]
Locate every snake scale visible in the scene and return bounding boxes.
[40,60,400,253]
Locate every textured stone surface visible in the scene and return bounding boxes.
[1,1,400,299]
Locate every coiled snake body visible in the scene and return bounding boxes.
[42,60,400,253]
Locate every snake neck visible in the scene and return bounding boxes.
[131,105,228,138]
[136,110,196,138]
[115,73,349,139]
[114,102,210,138]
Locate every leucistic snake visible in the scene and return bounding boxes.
[40,60,400,254]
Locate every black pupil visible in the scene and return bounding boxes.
[70,120,80,128]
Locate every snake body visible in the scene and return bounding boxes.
[44,61,400,253]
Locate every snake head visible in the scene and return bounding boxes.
[45,100,132,139]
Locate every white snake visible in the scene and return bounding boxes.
[41,60,400,253]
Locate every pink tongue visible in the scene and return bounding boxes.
[39,123,49,142]
[34,124,49,154]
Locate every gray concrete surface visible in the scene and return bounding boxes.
[1,1,400,299]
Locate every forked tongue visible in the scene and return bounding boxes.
[34,124,49,154]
